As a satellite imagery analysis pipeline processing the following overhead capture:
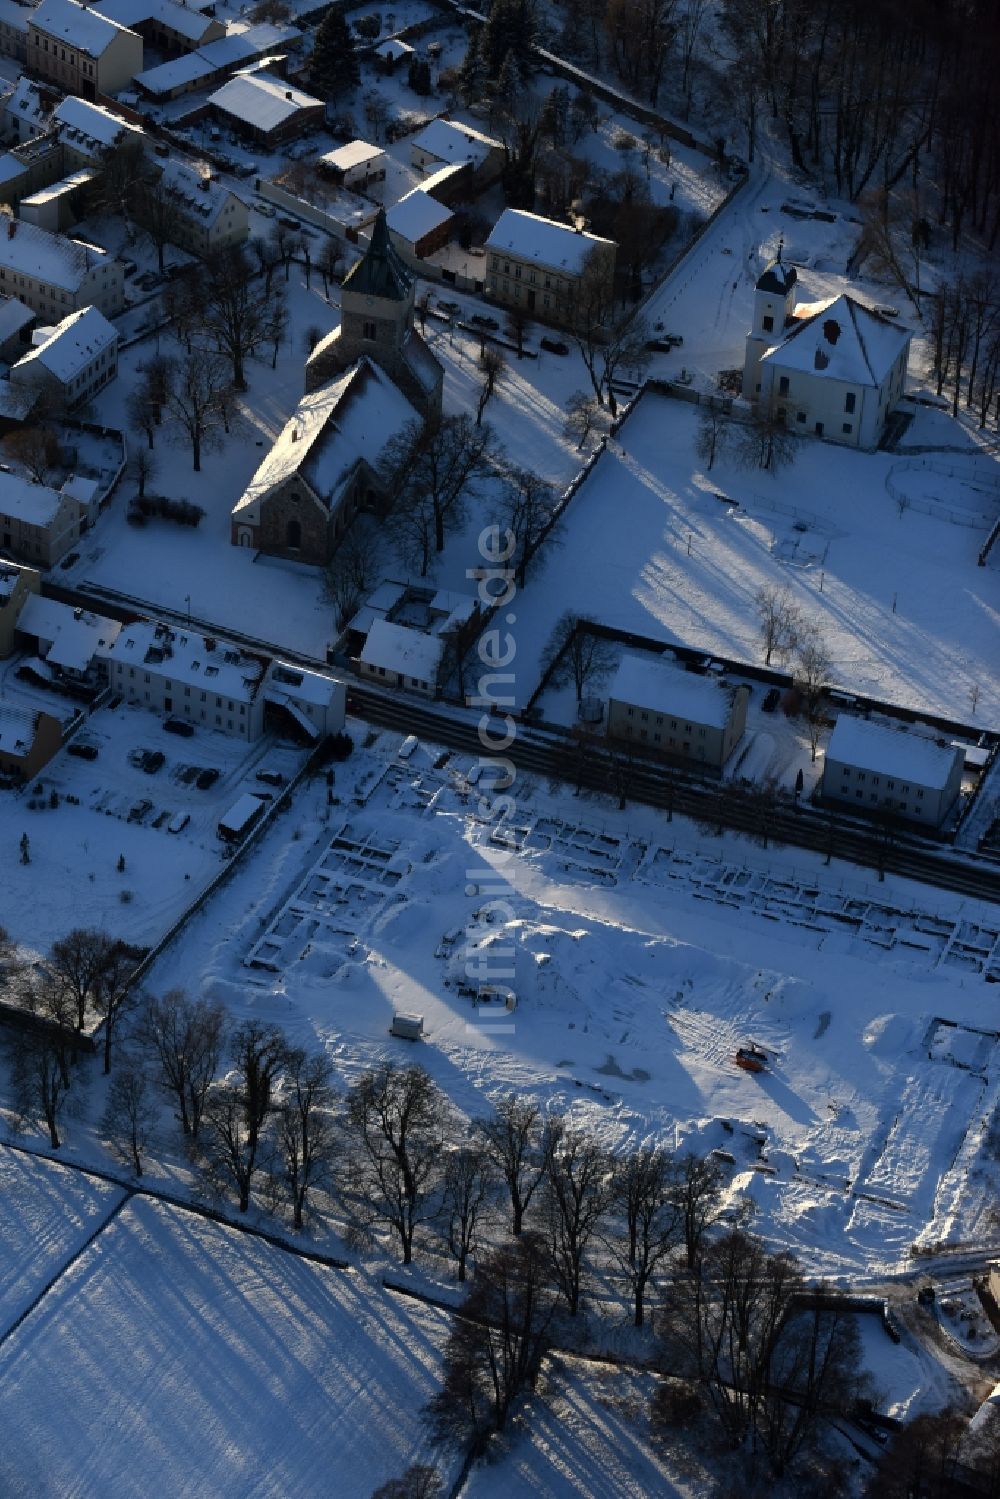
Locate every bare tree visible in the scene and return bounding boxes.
[3,426,58,484]
[793,628,831,762]
[101,1063,156,1176]
[754,584,801,667]
[496,466,558,586]
[132,176,183,274]
[264,287,289,369]
[695,406,730,471]
[567,249,649,415]
[324,524,381,630]
[439,1143,498,1282]
[345,1063,445,1263]
[540,613,618,704]
[610,1145,681,1327]
[198,246,272,389]
[140,988,226,1139]
[127,445,157,499]
[381,414,497,572]
[6,1025,74,1149]
[202,1084,262,1211]
[161,352,233,472]
[429,1233,555,1444]
[563,389,601,450]
[676,1151,725,1270]
[48,928,112,1031]
[371,1468,442,1499]
[736,412,797,474]
[92,940,140,1074]
[475,1094,549,1236]
[476,346,506,426]
[504,307,529,359]
[277,1046,338,1231]
[543,1119,611,1314]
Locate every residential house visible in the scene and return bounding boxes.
[0,472,84,566]
[153,158,249,256]
[743,254,912,449]
[208,68,322,145]
[16,592,121,681]
[358,617,444,696]
[386,187,453,265]
[318,141,385,191]
[0,703,61,780]
[51,95,146,170]
[0,294,34,359]
[18,171,100,232]
[607,652,750,768]
[231,358,418,565]
[821,716,964,827]
[28,0,144,100]
[1,77,51,144]
[485,208,616,325]
[0,557,39,656]
[99,616,346,741]
[93,0,223,57]
[306,208,443,420]
[0,2,28,65]
[10,305,118,410]
[0,217,124,318]
[410,117,503,188]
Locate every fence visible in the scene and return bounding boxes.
[885,456,1000,530]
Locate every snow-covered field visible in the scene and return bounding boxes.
[126,726,1000,1282]
[0,1194,456,1499]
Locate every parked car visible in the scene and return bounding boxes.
[278,216,300,231]
[646,333,683,351]
[540,336,569,355]
[67,741,99,760]
[470,313,499,330]
[128,798,153,823]
[167,811,190,834]
[164,716,195,737]
[761,687,781,713]
[196,767,220,790]
[255,768,285,786]
[255,200,276,218]
[142,750,165,773]
[437,299,460,315]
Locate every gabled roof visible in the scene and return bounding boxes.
[826,716,961,790]
[342,209,411,302]
[412,117,502,167]
[360,617,443,683]
[0,220,109,294]
[52,95,145,155]
[208,70,320,133]
[761,293,911,387]
[232,359,417,522]
[94,0,218,44]
[486,208,615,277]
[11,305,117,384]
[609,652,736,729]
[387,188,453,245]
[31,0,139,57]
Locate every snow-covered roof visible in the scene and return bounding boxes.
[20,169,100,208]
[31,0,139,57]
[16,593,121,673]
[826,717,962,789]
[360,617,444,684]
[486,209,615,277]
[264,659,340,708]
[609,652,735,729]
[319,140,384,173]
[135,50,213,93]
[756,257,796,296]
[762,294,911,387]
[233,360,417,523]
[0,2,28,36]
[219,792,265,831]
[95,0,217,44]
[0,296,34,343]
[52,95,145,155]
[159,158,235,226]
[365,580,407,613]
[376,37,413,60]
[104,620,264,701]
[831,718,962,788]
[0,704,46,756]
[0,220,110,294]
[412,117,501,168]
[2,77,48,133]
[208,70,320,133]
[11,306,117,385]
[386,188,452,245]
[0,473,67,528]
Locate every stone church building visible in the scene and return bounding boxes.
[230,210,444,564]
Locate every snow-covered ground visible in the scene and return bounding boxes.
[0,1193,457,1499]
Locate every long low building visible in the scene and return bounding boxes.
[485,208,616,325]
[208,68,322,145]
[0,217,123,319]
[0,471,85,566]
[821,716,964,827]
[607,651,750,768]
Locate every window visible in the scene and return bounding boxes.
[916,789,924,799]
[761,314,773,332]
[844,392,856,413]
[286,518,301,550]
[778,375,789,395]
[796,411,806,423]
[362,320,376,340]
[842,423,852,434]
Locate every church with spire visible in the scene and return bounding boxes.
[229,211,445,566]
[305,208,443,420]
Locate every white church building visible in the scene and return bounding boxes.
[742,252,912,451]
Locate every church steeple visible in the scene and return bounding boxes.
[341,209,411,302]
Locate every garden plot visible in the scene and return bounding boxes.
[0,1196,456,1499]
[245,820,410,973]
[0,1148,125,1339]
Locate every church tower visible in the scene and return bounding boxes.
[742,241,797,402]
[305,210,443,419]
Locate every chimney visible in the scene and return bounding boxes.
[7,220,14,239]
[285,90,293,100]
[291,427,299,441]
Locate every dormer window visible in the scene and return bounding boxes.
[761,315,773,332]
